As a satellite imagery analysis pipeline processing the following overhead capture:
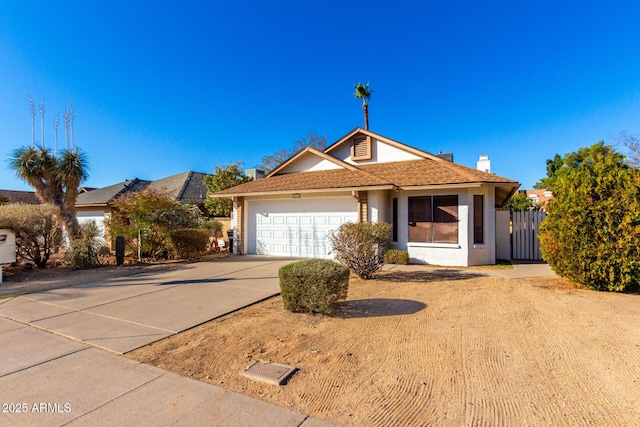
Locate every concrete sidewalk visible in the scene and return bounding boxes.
[490,261,556,279]
[0,256,333,426]
[0,317,332,426]
[383,260,556,279]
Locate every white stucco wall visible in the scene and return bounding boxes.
[467,187,496,266]
[278,152,342,173]
[367,190,389,223]
[231,199,240,254]
[0,229,17,264]
[395,188,469,267]
[235,186,499,267]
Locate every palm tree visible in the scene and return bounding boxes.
[354,82,372,130]
[10,146,88,239]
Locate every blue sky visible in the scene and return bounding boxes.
[1,1,639,191]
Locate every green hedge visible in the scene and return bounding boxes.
[169,228,209,260]
[279,259,350,314]
[539,147,640,292]
[384,249,409,265]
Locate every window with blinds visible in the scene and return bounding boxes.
[408,195,459,243]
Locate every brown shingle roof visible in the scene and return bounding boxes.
[0,190,42,204]
[215,168,391,196]
[76,172,211,207]
[215,159,517,196]
[360,159,518,187]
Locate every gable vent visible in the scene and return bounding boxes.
[351,136,372,161]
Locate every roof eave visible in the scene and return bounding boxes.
[399,183,483,191]
[76,203,110,208]
[213,184,396,198]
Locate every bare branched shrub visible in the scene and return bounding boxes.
[0,203,62,268]
[329,222,392,279]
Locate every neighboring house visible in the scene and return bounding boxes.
[522,189,553,210]
[0,190,42,205]
[76,171,210,246]
[214,128,520,266]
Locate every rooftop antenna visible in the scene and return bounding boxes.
[29,97,35,147]
[64,108,70,150]
[69,101,75,149]
[54,114,59,155]
[39,99,45,150]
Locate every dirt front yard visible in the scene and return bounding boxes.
[128,270,640,426]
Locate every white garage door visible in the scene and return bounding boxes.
[247,198,358,259]
[76,211,106,244]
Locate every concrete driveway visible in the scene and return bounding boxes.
[0,257,336,426]
[0,256,294,354]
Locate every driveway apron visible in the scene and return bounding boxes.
[0,256,293,354]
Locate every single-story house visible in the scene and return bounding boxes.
[214,128,520,266]
[76,171,210,247]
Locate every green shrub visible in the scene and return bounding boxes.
[329,222,392,279]
[67,221,102,269]
[201,219,223,233]
[169,228,209,259]
[279,259,350,314]
[384,249,409,265]
[105,188,201,260]
[538,145,640,292]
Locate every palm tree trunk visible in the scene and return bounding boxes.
[60,208,81,240]
[363,103,369,130]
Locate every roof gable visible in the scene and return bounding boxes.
[267,147,358,177]
[324,128,443,164]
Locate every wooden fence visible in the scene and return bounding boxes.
[512,211,547,260]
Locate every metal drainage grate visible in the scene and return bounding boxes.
[240,361,297,385]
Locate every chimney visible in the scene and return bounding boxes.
[245,169,266,180]
[436,152,453,162]
[477,155,490,173]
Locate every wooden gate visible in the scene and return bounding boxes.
[512,211,547,260]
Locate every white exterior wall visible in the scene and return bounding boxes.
[0,229,17,264]
[231,199,240,254]
[278,153,342,173]
[367,190,389,223]
[235,186,499,266]
[467,187,496,266]
[395,186,497,267]
[331,138,424,165]
[395,188,469,267]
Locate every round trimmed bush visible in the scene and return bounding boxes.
[279,259,350,314]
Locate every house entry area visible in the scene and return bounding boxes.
[246,197,358,259]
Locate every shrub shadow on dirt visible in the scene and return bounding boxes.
[333,298,426,318]
[375,269,485,283]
